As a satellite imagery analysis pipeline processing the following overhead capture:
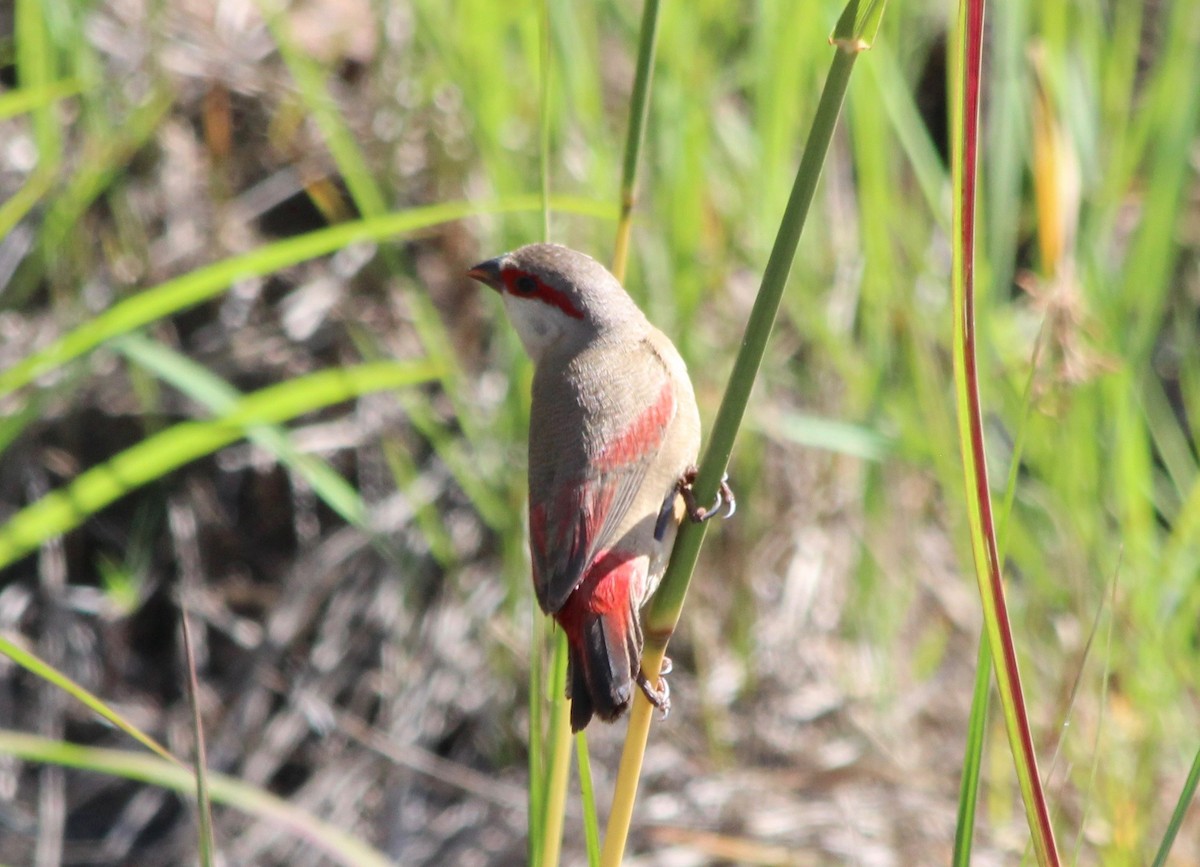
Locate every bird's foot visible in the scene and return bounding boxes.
[636,666,671,721]
[678,466,737,523]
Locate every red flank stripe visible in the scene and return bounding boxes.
[595,381,674,471]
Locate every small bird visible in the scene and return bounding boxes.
[469,243,729,731]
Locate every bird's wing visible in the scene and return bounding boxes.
[528,339,676,614]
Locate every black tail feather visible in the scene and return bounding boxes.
[567,606,643,732]
[569,651,594,732]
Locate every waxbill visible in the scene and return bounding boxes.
[469,243,728,731]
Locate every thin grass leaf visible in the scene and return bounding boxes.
[0,77,79,120]
[0,165,56,240]
[114,334,371,530]
[611,0,662,283]
[15,0,62,168]
[860,42,949,231]
[539,631,573,867]
[0,634,181,768]
[528,604,546,867]
[0,361,441,570]
[539,0,553,242]
[1150,746,1200,867]
[258,1,388,221]
[0,196,612,400]
[179,606,215,867]
[759,410,892,461]
[0,730,396,867]
[576,731,600,867]
[952,633,991,867]
[38,88,174,266]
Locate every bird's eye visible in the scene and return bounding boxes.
[514,275,538,295]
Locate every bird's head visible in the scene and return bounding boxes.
[468,243,644,363]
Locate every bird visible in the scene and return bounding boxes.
[468,243,731,731]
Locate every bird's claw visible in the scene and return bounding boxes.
[636,667,671,721]
[678,466,737,523]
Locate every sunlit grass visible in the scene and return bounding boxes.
[0,0,1197,862]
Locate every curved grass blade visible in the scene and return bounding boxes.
[0,361,441,570]
[114,334,370,530]
[0,196,613,400]
[0,730,395,867]
[1150,745,1200,867]
[0,634,182,768]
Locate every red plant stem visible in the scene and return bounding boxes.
[958,0,1060,863]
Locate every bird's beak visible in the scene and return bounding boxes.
[467,257,503,291]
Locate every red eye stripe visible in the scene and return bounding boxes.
[500,268,585,320]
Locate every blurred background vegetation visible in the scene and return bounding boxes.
[0,0,1198,864]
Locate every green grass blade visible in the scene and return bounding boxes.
[0,165,56,240]
[952,632,991,866]
[38,88,174,267]
[611,0,662,283]
[0,730,396,867]
[759,410,892,461]
[0,634,181,768]
[861,42,949,231]
[539,631,573,867]
[258,1,389,221]
[15,0,62,169]
[0,361,441,570]
[1149,744,1200,867]
[539,0,553,242]
[832,0,887,48]
[576,732,600,867]
[0,196,612,400]
[0,77,79,120]
[528,608,546,867]
[114,334,371,529]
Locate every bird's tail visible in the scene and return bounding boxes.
[567,602,643,732]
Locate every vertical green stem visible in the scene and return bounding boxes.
[528,604,545,866]
[646,41,858,627]
[540,632,573,867]
[534,8,574,865]
[611,0,663,283]
[539,0,553,242]
[576,733,601,866]
[601,7,874,860]
[952,632,991,866]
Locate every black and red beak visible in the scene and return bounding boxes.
[467,257,503,291]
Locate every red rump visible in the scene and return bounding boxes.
[557,549,640,627]
[556,549,649,729]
